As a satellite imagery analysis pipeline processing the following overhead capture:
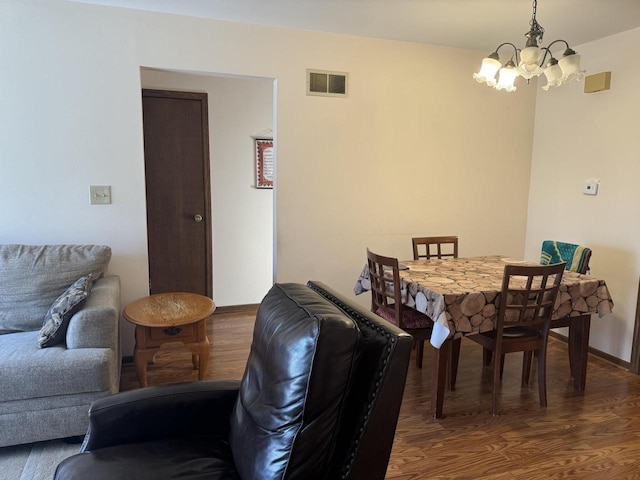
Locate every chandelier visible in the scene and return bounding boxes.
[473,0,585,92]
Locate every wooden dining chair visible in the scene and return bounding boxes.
[516,240,591,382]
[482,241,590,378]
[540,240,591,274]
[534,240,591,379]
[411,236,461,386]
[466,262,565,415]
[412,236,458,260]
[366,249,461,378]
[367,249,431,369]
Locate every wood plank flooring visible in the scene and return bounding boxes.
[120,308,640,479]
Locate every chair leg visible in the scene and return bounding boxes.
[415,339,425,368]
[487,351,509,380]
[537,347,548,407]
[448,337,462,390]
[492,352,502,416]
[483,347,492,365]
[522,351,533,386]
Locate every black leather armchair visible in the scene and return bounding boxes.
[55,282,413,480]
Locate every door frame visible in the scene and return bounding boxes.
[630,278,640,373]
[142,88,213,297]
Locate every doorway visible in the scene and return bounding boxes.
[630,278,640,373]
[142,89,212,296]
[140,68,275,306]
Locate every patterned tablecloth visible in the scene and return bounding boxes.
[354,255,614,348]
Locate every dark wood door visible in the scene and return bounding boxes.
[142,89,212,297]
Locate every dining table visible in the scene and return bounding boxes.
[354,255,614,418]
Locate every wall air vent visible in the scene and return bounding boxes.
[306,69,348,98]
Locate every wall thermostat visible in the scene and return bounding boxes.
[582,180,599,196]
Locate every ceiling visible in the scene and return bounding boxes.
[71,0,640,52]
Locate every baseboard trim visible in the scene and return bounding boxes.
[549,331,631,370]
[122,326,629,369]
[214,304,259,314]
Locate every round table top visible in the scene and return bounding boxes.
[123,292,216,328]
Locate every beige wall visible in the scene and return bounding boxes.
[1,0,536,356]
[274,34,538,303]
[526,27,640,361]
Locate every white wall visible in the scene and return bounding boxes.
[140,69,274,307]
[0,0,537,356]
[526,27,640,361]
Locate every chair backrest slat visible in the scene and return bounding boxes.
[499,263,565,331]
[367,248,404,328]
[412,236,458,260]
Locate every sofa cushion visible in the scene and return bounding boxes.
[0,245,111,332]
[0,331,115,403]
[229,283,361,480]
[38,275,93,348]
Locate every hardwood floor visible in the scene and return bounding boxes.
[120,308,640,479]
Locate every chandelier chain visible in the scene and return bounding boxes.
[528,0,544,43]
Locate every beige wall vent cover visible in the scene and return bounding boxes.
[584,71,611,94]
[307,69,348,97]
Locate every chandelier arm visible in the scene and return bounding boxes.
[539,47,552,67]
[544,39,570,53]
[492,42,520,64]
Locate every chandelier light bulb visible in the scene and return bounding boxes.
[542,59,563,90]
[559,53,586,84]
[517,46,545,79]
[473,56,501,86]
[495,62,518,92]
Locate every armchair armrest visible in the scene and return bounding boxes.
[82,380,241,451]
[66,275,120,350]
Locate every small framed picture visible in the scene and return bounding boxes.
[255,138,274,189]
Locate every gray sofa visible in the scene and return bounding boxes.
[0,244,120,447]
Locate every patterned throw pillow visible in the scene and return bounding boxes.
[37,274,93,348]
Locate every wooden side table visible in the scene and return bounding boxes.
[123,292,215,387]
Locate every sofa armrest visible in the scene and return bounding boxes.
[66,275,120,350]
[82,380,241,451]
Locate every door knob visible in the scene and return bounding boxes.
[193,214,203,223]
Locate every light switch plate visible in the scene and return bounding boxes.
[90,185,111,204]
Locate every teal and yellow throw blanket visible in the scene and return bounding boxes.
[540,240,591,273]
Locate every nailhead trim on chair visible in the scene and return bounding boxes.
[307,283,396,479]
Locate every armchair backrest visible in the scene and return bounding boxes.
[307,281,413,480]
[0,244,111,332]
[229,282,412,480]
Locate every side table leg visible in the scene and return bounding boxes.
[187,339,210,381]
[197,337,210,380]
[192,354,199,370]
[133,347,157,388]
